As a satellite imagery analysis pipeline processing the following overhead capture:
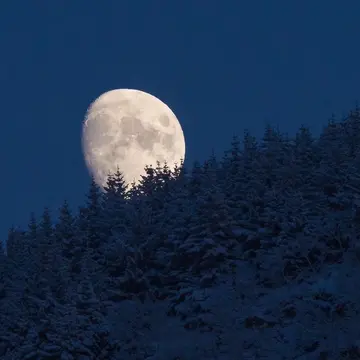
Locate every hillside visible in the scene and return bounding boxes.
[1,108,360,359]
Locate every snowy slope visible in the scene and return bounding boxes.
[3,114,360,359]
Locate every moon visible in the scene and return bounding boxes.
[82,89,186,190]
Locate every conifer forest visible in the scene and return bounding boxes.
[3,107,360,359]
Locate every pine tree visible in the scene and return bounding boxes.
[166,159,191,243]
[40,207,53,241]
[203,149,220,187]
[155,160,172,198]
[171,178,231,279]
[194,153,233,237]
[127,179,140,203]
[5,226,28,267]
[71,205,88,276]
[136,164,168,219]
[24,207,56,305]
[242,128,260,183]
[289,125,319,188]
[188,161,204,199]
[20,213,38,274]
[341,105,360,160]
[103,167,129,235]
[84,176,106,250]
[137,164,158,197]
[317,115,348,187]
[218,135,242,205]
[223,135,241,177]
[0,239,4,258]
[50,200,76,302]
[259,123,292,189]
[38,207,55,276]
[56,200,75,259]
[74,178,108,294]
[27,212,37,246]
[6,226,18,260]
[37,207,55,270]
[75,255,101,313]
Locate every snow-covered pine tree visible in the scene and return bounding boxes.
[221,135,241,184]
[20,207,59,325]
[78,177,109,296]
[102,168,135,282]
[221,132,259,223]
[71,205,89,277]
[54,200,77,301]
[220,135,245,220]
[341,105,360,166]
[343,106,360,192]
[0,239,8,301]
[137,164,157,196]
[288,124,319,189]
[171,158,185,179]
[170,153,232,284]
[85,176,106,250]
[318,114,346,172]
[27,212,38,248]
[146,161,175,245]
[37,208,63,298]
[76,255,103,315]
[38,206,54,266]
[103,167,129,236]
[5,226,26,265]
[197,153,233,238]
[130,163,169,247]
[48,254,115,359]
[0,240,4,258]
[315,114,349,199]
[259,123,291,188]
[56,200,75,260]
[154,160,172,201]
[126,179,140,204]
[165,159,192,245]
[188,160,205,200]
[169,158,188,199]
[242,129,258,168]
[202,149,220,189]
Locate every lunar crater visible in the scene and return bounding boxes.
[159,114,170,127]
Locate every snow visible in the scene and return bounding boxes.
[3,115,360,358]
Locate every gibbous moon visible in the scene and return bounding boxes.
[82,89,186,189]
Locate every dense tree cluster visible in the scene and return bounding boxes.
[2,106,360,358]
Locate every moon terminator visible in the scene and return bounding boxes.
[82,89,186,189]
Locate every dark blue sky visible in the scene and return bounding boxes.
[1,1,360,242]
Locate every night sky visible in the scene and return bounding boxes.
[1,1,360,243]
